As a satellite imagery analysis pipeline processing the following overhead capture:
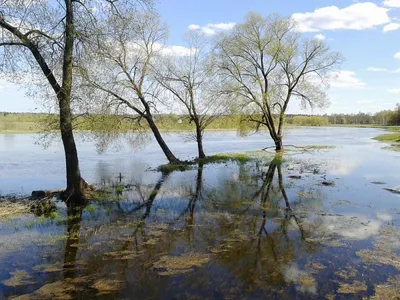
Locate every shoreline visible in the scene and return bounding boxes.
[0,124,397,135]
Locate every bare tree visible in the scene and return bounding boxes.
[0,0,151,203]
[156,31,228,159]
[0,0,87,203]
[214,12,343,152]
[79,10,180,164]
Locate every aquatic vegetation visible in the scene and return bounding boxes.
[2,270,34,287]
[337,281,367,294]
[13,281,76,300]
[91,279,123,295]
[283,264,317,294]
[372,133,400,143]
[356,225,400,270]
[382,144,400,152]
[305,262,327,274]
[32,262,63,273]
[371,275,400,299]
[114,185,124,195]
[153,252,211,276]
[85,205,95,212]
[0,201,29,220]
[200,152,262,164]
[157,162,193,174]
[334,265,358,280]
[303,145,336,150]
[1,156,400,299]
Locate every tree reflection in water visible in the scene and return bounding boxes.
[9,157,330,299]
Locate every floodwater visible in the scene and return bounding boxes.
[0,127,399,299]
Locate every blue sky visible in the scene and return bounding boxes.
[1,0,400,114]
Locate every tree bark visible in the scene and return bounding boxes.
[0,1,85,204]
[59,97,84,203]
[146,115,180,164]
[60,0,85,204]
[274,137,283,152]
[195,124,206,159]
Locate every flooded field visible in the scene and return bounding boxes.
[0,128,399,299]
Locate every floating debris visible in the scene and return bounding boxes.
[384,187,400,194]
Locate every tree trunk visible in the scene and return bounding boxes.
[59,97,85,203]
[274,137,283,152]
[195,124,206,159]
[146,115,180,164]
[58,0,85,204]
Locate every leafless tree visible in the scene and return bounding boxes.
[155,31,228,159]
[214,12,343,151]
[79,10,181,164]
[0,0,150,203]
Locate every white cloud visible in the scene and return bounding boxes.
[367,67,389,72]
[328,159,360,175]
[376,212,393,221]
[0,79,17,89]
[188,24,200,31]
[388,88,400,93]
[394,52,400,60]
[188,22,236,35]
[292,2,390,32]
[161,45,196,57]
[357,100,375,104]
[314,33,326,40]
[383,0,400,7]
[367,67,400,73]
[322,215,382,240]
[383,23,400,32]
[328,71,366,88]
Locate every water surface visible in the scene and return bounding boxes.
[0,127,399,299]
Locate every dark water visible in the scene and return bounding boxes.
[0,128,399,299]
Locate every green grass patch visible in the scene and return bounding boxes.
[86,205,96,212]
[114,185,124,195]
[199,151,271,164]
[372,133,400,143]
[157,163,193,174]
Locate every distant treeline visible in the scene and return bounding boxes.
[1,108,400,133]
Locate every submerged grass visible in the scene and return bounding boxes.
[372,130,400,152]
[153,252,211,276]
[356,225,400,270]
[2,270,35,287]
[372,275,400,299]
[337,281,368,294]
[13,280,76,300]
[0,201,30,219]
